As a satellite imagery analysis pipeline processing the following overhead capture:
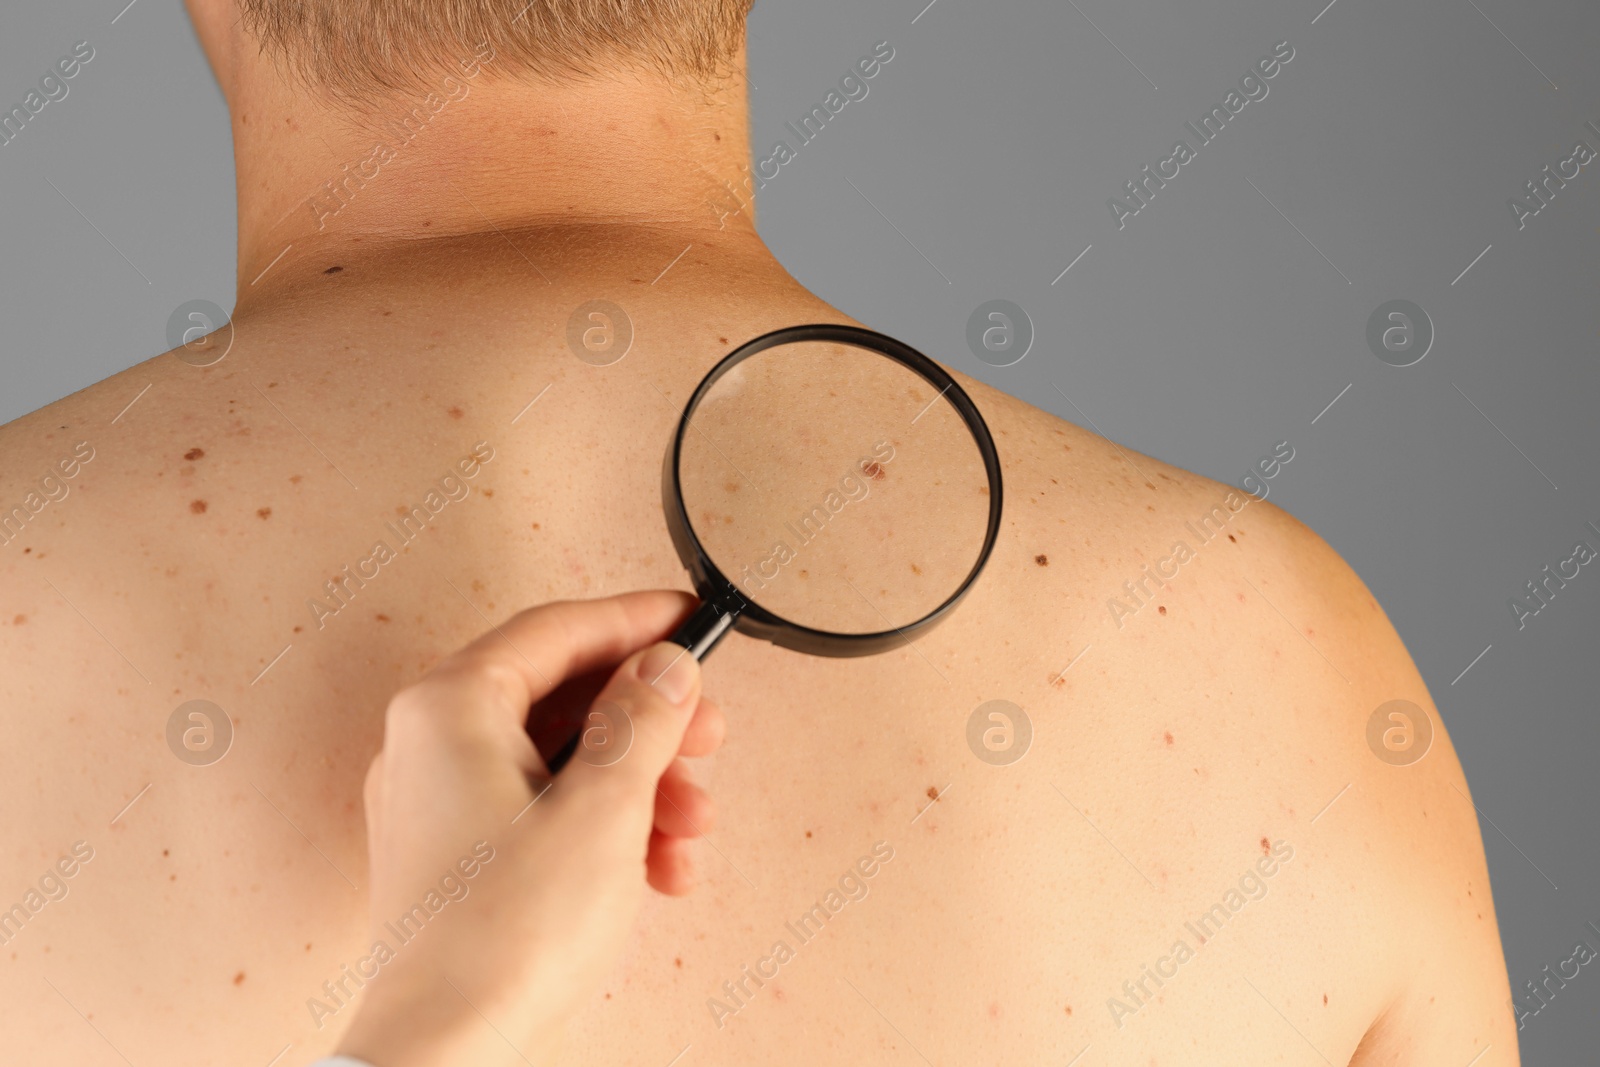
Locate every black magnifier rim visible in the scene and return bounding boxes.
[662,323,1004,658]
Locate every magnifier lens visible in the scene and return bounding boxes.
[676,339,992,635]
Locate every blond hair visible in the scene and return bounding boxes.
[239,0,754,97]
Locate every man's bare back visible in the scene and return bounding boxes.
[0,7,1514,1063]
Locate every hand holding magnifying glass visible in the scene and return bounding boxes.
[545,324,1003,772]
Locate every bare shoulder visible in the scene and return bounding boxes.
[0,351,180,515]
[1243,499,1517,1060]
[967,373,1516,1061]
[0,349,211,722]
[0,382,116,541]
[0,351,188,594]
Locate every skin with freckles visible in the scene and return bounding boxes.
[0,5,1515,1067]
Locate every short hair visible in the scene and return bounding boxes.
[238,0,754,98]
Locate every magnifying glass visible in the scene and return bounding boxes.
[664,322,1003,657]
[542,323,1003,771]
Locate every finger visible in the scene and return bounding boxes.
[654,760,715,839]
[405,592,697,737]
[362,750,386,839]
[560,641,701,802]
[646,830,697,896]
[677,696,726,759]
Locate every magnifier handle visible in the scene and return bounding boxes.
[670,598,738,661]
[545,598,735,775]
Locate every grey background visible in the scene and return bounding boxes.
[2,0,1596,1058]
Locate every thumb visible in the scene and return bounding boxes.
[559,641,701,800]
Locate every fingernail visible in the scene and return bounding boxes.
[639,642,697,704]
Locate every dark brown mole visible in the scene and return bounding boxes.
[718,337,729,345]
[483,489,494,498]
[910,563,922,575]
[674,957,683,968]
[1157,605,1167,616]
[184,447,205,461]
[233,971,245,985]
[1034,554,1048,567]
[375,613,391,623]
[190,500,208,514]
[1260,836,1270,855]
[805,830,813,838]
[926,786,939,800]
[162,849,169,857]
[863,461,885,480]
[447,406,464,420]
[256,507,271,520]
[1145,482,1156,491]
[293,626,303,633]
[1228,534,1237,543]
[1323,993,1328,1006]
[324,266,343,274]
